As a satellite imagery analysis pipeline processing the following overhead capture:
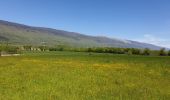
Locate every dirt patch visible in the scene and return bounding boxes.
[1,54,20,57]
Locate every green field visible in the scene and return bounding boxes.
[0,51,170,100]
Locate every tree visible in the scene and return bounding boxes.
[6,46,19,54]
[87,48,93,52]
[127,50,132,55]
[23,45,32,51]
[0,46,1,56]
[131,48,140,55]
[58,47,64,51]
[168,50,170,56]
[39,46,48,51]
[0,44,20,54]
[49,47,57,51]
[149,50,160,56]
[159,48,166,56]
[95,48,104,53]
[143,48,150,56]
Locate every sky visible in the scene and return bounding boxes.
[0,0,170,47]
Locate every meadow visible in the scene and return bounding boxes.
[0,51,170,100]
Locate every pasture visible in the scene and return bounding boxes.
[0,51,170,100]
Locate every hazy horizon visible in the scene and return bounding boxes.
[0,0,170,47]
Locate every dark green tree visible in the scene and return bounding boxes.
[159,48,166,56]
[131,48,140,55]
[168,50,170,56]
[23,45,32,51]
[143,48,150,56]
[87,48,93,52]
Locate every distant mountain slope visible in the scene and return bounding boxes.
[0,20,162,49]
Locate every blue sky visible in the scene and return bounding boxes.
[0,0,170,47]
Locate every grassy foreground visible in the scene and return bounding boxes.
[0,51,170,100]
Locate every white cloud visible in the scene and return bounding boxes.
[135,34,170,48]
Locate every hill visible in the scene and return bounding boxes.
[0,20,162,49]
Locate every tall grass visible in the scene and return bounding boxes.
[0,51,170,100]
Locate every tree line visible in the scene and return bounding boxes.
[0,44,20,55]
[78,47,170,56]
[1,44,170,56]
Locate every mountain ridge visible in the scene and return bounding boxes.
[0,20,163,49]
